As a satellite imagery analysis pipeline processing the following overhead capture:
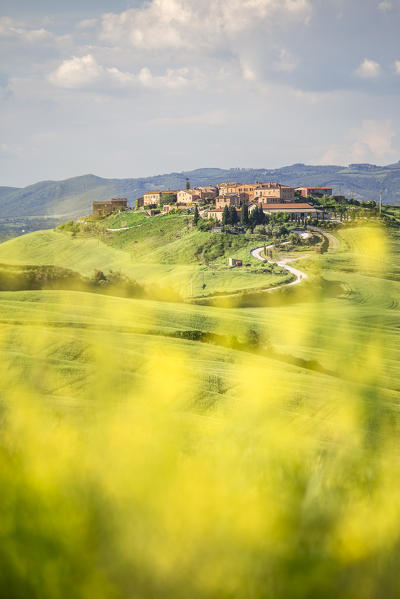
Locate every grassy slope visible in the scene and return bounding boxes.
[0,288,365,416]
[1,218,399,398]
[0,214,292,296]
[1,223,399,409]
[0,222,399,597]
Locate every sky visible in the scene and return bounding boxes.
[1,0,400,187]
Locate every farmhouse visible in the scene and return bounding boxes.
[92,198,128,217]
[261,203,323,219]
[143,191,177,206]
[252,183,295,204]
[177,190,201,204]
[235,184,258,200]
[218,182,241,196]
[296,186,333,198]
[195,186,218,200]
[215,194,241,209]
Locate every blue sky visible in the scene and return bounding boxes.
[1,0,400,186]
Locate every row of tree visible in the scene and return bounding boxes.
[221,205,270,228]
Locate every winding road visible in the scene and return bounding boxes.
[309,226,340,250]
[251,244,308,288]
[250,229,340,290]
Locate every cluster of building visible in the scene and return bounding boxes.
[92,183,334,221]
[135,182,332,221]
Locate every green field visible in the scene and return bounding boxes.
[0,213,294,297]
[1,219,400,597]
[1,224,399,400]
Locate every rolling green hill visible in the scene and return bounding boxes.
[1,214,400,596]
[1,223,399,401]
[0,213,293,298]
[2,161,399,219]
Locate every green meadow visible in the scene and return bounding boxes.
[0,213,293,297]
[0,215,400,597]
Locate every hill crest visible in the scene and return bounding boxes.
[1,162,399,218]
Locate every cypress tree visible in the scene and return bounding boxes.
[229,205,238,225]
[222,205,230,226]
[249,209,257,231]
[240,203,249,226]
[193,204,199,225]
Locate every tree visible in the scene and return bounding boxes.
[193,204,199,225]
[254,205,266,225]
[229,205,238,225]
[222,205,230,226]
[159,192,176,208]
[186,177,190,190]
[254,225,266,235]
[93,270,107,285]
[289,232,301,246]
[249,209,257,231]
[240,203,249,226]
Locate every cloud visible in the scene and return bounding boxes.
[99,0,312,51]
[48,54,134,89]
[0,17,52,42]
[150,110,230,126]
[318,120,397,165]
[48,54,201,91]
[352,119,396,160]
[395,60,400,74]
[138,66,202,89]
[356,58,381,79]
[76,19,98,30]
[378,1,392,11]
[274,49,297,72]
[240,61,257,82]
[0,142,21,159]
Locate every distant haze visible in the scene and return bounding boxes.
[1,0,400,186]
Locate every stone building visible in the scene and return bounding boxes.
[218,182,240,196]
[215,194,241,209]
[92,198,128,217]
[143,191,177,206]
[177,190,201,204]
[296,186,333,198]
[252,183,295,204]
[235,184,258,201]
[195,186,218,200]
[218,182,295,204]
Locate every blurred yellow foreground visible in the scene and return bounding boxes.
[1,225,400,599]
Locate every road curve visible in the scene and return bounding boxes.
[309,226,340,250]
[251,244,308,289]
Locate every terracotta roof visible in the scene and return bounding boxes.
[208,208,240,213]
[262,203,320,210]
[144,190,176,194]
[296,187,332,190]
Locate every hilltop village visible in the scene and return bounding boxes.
[92,182,338,222]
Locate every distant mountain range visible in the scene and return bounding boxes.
[1,162,400,218]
